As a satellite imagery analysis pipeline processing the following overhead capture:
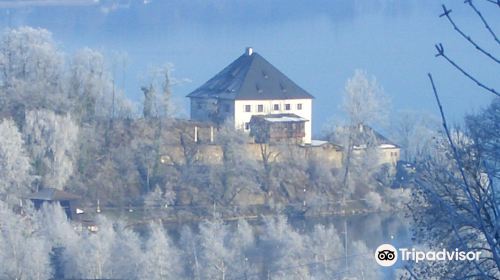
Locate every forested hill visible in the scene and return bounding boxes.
[0,27,414,217]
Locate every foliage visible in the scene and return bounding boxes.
[0,118,33,204]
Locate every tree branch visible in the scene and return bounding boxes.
[466,0,500,45]
[428,73,500,272]
[439,5,499,64]
[434,44,500,97]
[484,0,500,7]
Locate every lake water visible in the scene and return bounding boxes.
[161,211,413,279]
[295,212,413,279]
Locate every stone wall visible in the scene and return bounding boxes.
[160,142,345,167]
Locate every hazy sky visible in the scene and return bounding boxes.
[0,0,498,136]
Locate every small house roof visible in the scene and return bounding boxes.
[351,124,399,149]
[27,188,80,201]
[187,48,314,100]
[250,113,308,123]
[300,140,343,150]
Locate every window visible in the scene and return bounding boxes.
[223,104,230,113]
[257,104,263,112]
[245,105,251,112]
[273,104,280,111]
[196,101,202,109]
[297,103,302,110]
[285,104,291,110]
[245,122,250,130]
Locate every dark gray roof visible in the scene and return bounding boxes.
[351,124,399,148]
[27,188,80,201]
[187,51,314,100]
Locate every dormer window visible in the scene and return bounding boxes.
[280,82,287,92]
[256,84,263,93]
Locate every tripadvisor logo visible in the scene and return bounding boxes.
[375,244,398,267]
[374,244,482,267]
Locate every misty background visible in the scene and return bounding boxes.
[0,0,497,135]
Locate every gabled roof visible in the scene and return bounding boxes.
[351,124,399,149]
[27,188,80,201]
[329,124,399,149]
[187,48,314,100]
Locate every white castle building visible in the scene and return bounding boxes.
[187,47,314,144]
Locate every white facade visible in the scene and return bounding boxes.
[187,49,314,144]
[234,98,312,144]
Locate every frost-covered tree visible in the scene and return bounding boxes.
[406,1,500,278]
[65,216,115,279]
[69,47,134,122]
[144,184,176,209]
[34,204,80,279]
[261,215,310,279]
[35,204,79,249]
[139,222,181,280]
[409,98,500,278]
[36,205,144,280]
[198,216,233,280]
[0,27,62,88]
[0,202,52,280]
[349,240,380,279]
[229,219,258,279]
[23,110,79,190]
[307,224,344,279]
[179,225,202,280]
[0,118,33,204]
[180,217,258,280]
[69,48,110,122]
[110,222,143,279]
[327,70,390,203]
[343,69,388,127]
[0,27,66,119]
[392,110,441,162]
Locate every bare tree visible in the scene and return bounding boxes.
[210,122,260,206]
[142,84,156,119]
[407,1,500,278]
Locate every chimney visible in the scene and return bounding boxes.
[245,47,253,56]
